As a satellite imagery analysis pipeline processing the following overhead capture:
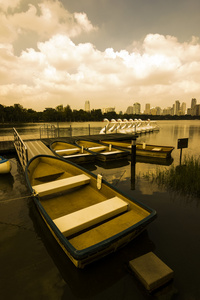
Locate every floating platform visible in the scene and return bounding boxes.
[129,252,174,292]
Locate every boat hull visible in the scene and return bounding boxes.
[0,156,11,174]
[26,155,156,268]
[50,141,95,164]
[101,140,174,159]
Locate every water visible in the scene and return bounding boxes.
[0,120,200,299]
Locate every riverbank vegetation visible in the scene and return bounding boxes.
[145,155,200,197]
[0,103,199,123]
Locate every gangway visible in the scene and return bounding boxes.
[13,128,54,171]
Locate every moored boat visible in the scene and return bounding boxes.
[25,155,156,268]
[100,140,174,159]
[75,139,129,161]
[0,156,11,174]
[50,140,95,164]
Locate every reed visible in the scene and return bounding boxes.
[144,155,200,197]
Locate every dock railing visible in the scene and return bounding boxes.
[13,128,28,171]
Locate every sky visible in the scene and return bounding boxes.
[0,0,200,113]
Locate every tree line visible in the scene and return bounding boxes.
[0,103,199,123]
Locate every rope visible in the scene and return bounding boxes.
[0,194,33,204]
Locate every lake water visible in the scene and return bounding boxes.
[0,120,200,299]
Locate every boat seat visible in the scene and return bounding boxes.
[32,174,90,197]
[152,147,162,151]
[55,148,80,155]
[88,146,106,152]
[53,196,129,237]
[63,153,90,158]
[102,150,122,155]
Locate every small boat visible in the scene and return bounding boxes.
[25,155,156,268]
[0,156,11,174]
[50,140,95,164]
[100,140,174,159]
[75,139,129,161]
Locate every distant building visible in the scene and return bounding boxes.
[133,102,141,114]
[191,98,197,115]
[85,100,90,112]
[102,107,115,114]
[191,98,197,109]
[193,104,200,116]
[126,106,133,114]
[163,107,173,115]
[144,103,151,114]
[174,100,180,115]
[181,102,186,115]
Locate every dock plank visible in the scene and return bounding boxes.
[25,140,54,161]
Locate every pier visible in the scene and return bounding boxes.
[1,128,136,171]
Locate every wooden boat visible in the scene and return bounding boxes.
[75,139,129,161]
[0,156,11,173]
[100,140,174,159]
[25,155,156,268]
[50,140,95,164]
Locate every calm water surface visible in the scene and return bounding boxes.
[0,120,200,299]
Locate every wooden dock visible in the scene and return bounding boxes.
[1,130,136,171]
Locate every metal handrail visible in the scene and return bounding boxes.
[13,127,28,171]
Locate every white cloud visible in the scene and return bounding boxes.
[0,1,200,111]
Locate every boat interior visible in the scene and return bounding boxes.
[28,156,150,251]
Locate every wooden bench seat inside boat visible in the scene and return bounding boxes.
[53,196,129,237]
[88,146,106,152]
[151,147,162,151]
[32,174,90,197]
[55,148,80,155]
[63,153,90,158]
[102,150,122,155]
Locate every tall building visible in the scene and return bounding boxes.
[133,102,141,114]
[191,98,197,109]
[174,100,180,115]
[191,98,197,116]
[181,102,186,115]
[126,106,133,114]
[144,103,151,114]
[85,100,90,112]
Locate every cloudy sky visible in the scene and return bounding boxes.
[0,0,200,112]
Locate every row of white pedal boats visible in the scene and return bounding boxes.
[100,118,159,134]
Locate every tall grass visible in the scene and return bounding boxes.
[145,155,200,197]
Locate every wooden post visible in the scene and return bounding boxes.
[88,124,90,136]
[131,139,136,190]
[180,148,182,165]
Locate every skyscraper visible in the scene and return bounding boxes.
[133,102,141,114]
[174,100,180,115]
[191,98,197,109]
[144,103,150,114]
[85,100,90,112]
[191,98,197,116]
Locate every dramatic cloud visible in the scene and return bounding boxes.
[0,0,200,112]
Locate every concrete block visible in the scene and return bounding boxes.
[129,252,174,292]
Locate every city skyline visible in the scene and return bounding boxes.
[0,1,200,112]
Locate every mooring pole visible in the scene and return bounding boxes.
[131,139,136,165]
[180,148,182,165]
[131,139,136,190]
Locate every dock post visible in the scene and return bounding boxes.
[88,124,90,135]
[131,139,136,190]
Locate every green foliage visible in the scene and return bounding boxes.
[146,155,200,197]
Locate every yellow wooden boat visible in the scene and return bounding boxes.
[101,140,174,159]
[26,155,156,268]
[75,139,129,161]
[50,140,95,164]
